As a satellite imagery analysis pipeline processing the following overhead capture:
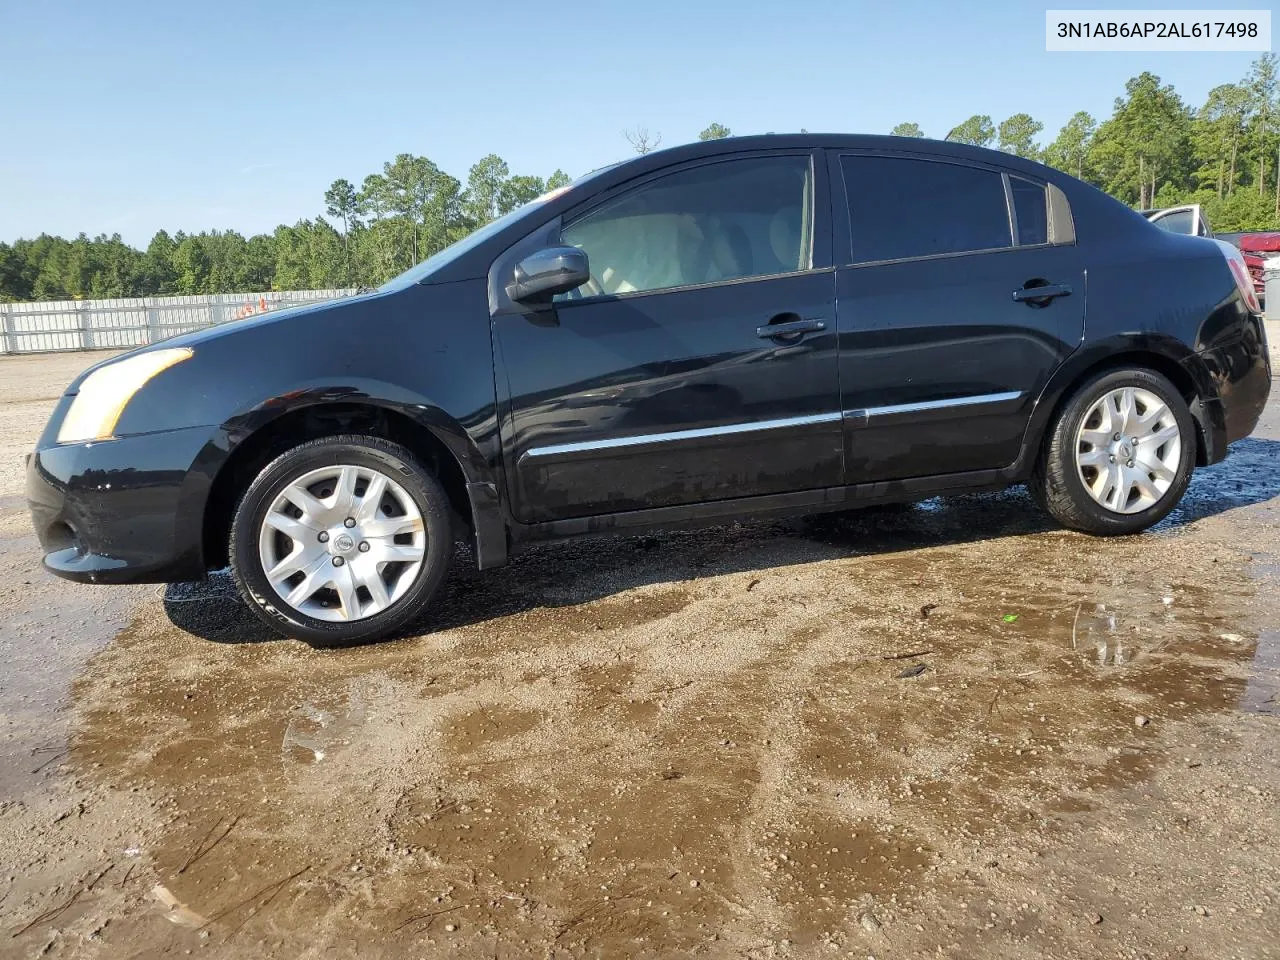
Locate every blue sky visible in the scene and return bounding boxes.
[0,0,1269,246]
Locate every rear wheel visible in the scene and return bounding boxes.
[229,435,453,646]
[1032,368,1196,535]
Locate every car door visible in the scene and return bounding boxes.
[831,151,1086,483]
[491,151,840,525]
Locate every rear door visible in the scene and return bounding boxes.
[831,151,1086,483]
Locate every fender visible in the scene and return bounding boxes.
[205,376,508,570]
[222,375,499,484]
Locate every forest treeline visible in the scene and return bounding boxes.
[2,55,1278,303]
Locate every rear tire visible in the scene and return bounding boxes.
[1032,368,1196,535]
[229,435,453,646]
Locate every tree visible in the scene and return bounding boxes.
[698,122,732,140]
[241,234,276,291]
[1243,54,1279,209]
[140,231,177,295]
[499,175,546,215]
[171,235,212,294]
[890,122,924,138]
[324,178,359,283]
[997,113,1044,159]
[1091,72,1192,207]
[1043,111,1097,180]
[624,126,662,154]
[946,115,995,147]
[381,153,438,266]
[324,178,359,234]
[546,169,572,190]
[0,243,22,302]
[462,154,510,226]
[1191,85,1250,196]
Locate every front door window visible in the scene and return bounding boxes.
[559,156,813,298]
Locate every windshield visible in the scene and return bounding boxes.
[377,163,624,293]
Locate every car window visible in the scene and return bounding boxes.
[559,156,812,298]
[1010,177,1048,245]
[840,156,1011,263]
[1150,209,1195,236]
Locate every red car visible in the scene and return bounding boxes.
[1237,233,1279,303]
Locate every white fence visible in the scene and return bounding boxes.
[0,289,358,354]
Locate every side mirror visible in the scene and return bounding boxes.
[506,246,590,303]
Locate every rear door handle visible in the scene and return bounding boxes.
[756,318,826,340]
[1012,282,1072,304]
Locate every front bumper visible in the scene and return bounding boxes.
[27,424,218,584]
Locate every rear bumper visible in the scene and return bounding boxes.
[27,425,217,584]
[1188,313,1271,464]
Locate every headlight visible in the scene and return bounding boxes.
[56,348,193,444]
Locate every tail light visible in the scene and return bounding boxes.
[1213,239,1262,313]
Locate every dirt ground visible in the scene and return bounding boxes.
[0,347,1277,960]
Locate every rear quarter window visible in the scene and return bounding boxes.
[1010,177,1048,245]
[840,156,1011,263]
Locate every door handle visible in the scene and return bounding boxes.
[756,317,826,340]
[1012,282,1072,304]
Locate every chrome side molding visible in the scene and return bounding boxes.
[849,390,1024,420]
[523,391,1023,460]
[524,411,843,459]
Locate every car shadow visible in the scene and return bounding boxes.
[163,437,1280,647]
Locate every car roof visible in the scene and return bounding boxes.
[615,133,1061,180]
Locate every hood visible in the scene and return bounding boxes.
[63,290,385,393]
[157,289,385,351]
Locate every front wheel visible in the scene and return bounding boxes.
[229,435,453,646]
[1032,368,1196,535]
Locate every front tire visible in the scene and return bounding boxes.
[229,435,453,646]
[1032,368,1196,535]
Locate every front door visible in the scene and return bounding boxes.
[832,152,1087,483]
[493,152,841,524]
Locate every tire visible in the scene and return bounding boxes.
[1032,368,1196,536]
[229,435,453,646]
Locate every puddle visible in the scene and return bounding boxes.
[1164,435,1280,525]
[0,553,138,798]
[281,687,369,763]
[1240,629,1280,714]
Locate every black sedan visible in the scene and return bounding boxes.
[27,134,1271,645]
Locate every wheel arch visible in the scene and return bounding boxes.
[1021,337,1219,473]
[202,399,500,572]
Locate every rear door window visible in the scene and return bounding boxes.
[840,156,1011,263]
